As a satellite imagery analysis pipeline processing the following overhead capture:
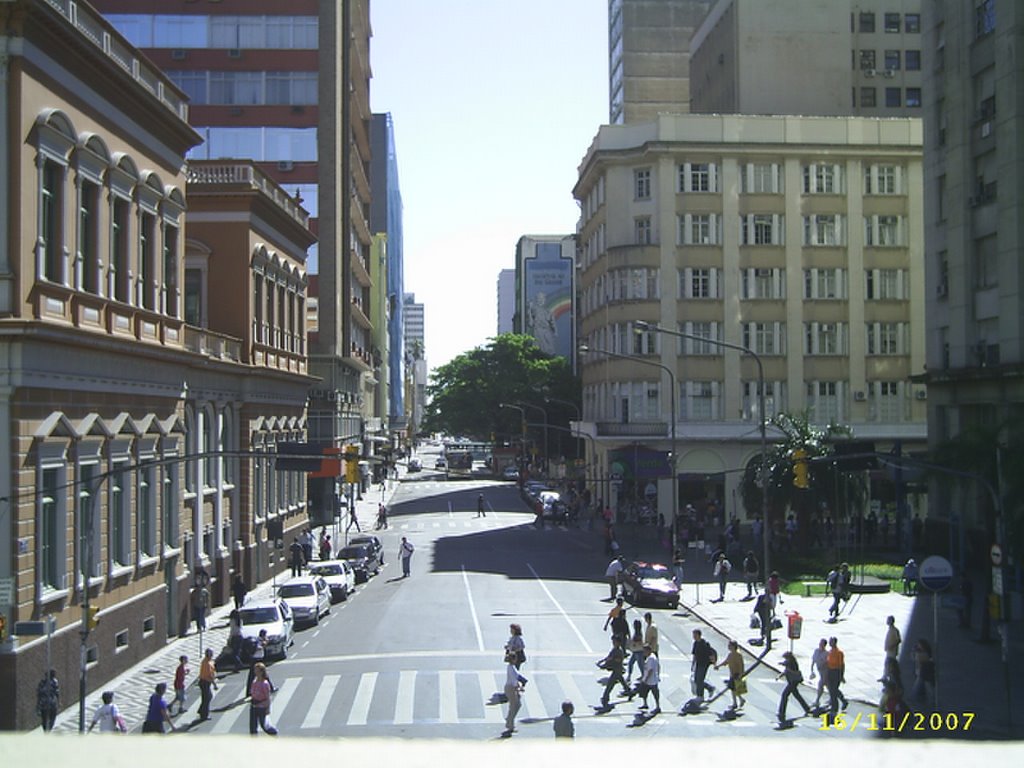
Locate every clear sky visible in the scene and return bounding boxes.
[369,1,609,373]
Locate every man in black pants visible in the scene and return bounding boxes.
[690,629,717,701]
[598,636,632,708]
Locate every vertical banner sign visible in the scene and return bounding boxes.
[524,242,574,360]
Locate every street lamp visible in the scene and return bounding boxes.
[545,395,582,461]
[499,403,527,479]
[578,345,677,540]
[635,320,772,579]
[517,401,549,473]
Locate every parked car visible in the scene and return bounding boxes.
[336,543,382,583]
[277,575,331,626]
[348,534,385,566]
[307,560,356,603]
[237,598,294,660]
[435,457,447,469]
[501,465,520,481]
[621,561,680,609]
[407,457,422,472]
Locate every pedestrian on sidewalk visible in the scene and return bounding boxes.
[477,493,486,518]
[637,645,661,714]
[503,651,524,736]
[767,570,783,611]
[36,669,59,732]
[626,619,645,683]
[552,700,575,738]
[319,533,332,561]
[142,682,176,734]
[88,691,125,733]
[672,550,685,587]
[742,551,760,599]
[289,537,305,577]
[911,638,935,706]
[827,563,850,623]
[754,590,774,649]
[715,639,746,709]
[597,636,632,708]
[777,651,812,723]
[399,536,415,577]
[170,655,189,716]
[376,503,388,530]
[605,556,625,600]
[712,552,731,602]
[198,648,218,721]
[826,636,849,721]
[190,581,209,633]
[300,528,314,564]
[690,629,717,701]
[227,609,244,671]
[248,663,278,736]
[231,574,248,610]
[643,612,659,656]
[884,615,901,664]
[810,637,829,709]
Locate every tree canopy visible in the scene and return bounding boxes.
[421,334,580,446]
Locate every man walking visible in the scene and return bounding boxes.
[503,650,523,736]
[643,612,659,656]
[810,637,829,709]
[597,636,632,708]
[231,574,248,610]
[170,655,189,716]
[638,645,661,714]
[690,629,717,701]
[884,615,901,665]
[36,669,59,732]
[289,537,305,577]
[605,556,625,600]
[826,636,848,722]
[477,493,486,518]
[399,536,415,577]
[827,563,850,622]
[198,647,218,721]
[190,582,209,633]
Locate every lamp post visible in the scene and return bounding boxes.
[579,345,677,542]
[635,320,772,579]
[499,403,527,480]
[545,395,582,461]
[517,401,549,475]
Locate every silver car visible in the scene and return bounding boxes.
[238,598,294,660]
[277,575,331,626]
[308,560,356,603]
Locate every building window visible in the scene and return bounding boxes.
[859,12,876,33]
[743,381,785,421]
[807,381,842,423]
[805,323,847,355]
[138,464,156,558]
[804,268,847,299]
[860,49,876,70]
[865,215,902,246]
[163,224,179,318]
[162,461,179,552]
[741,214,782,245]
[742,322,786,356]
[884,13,901,33]
[634,168,651,200]
[864,164,901,195]
[885,87,902,107]
[866,322,905,355]
[905,50,921,70]
[635,216,652,245]
[139,213,156,310]
[906,88,922,108]
[41,160,65,284]
[803,215,844,246]
[861,87,877,107]
[76,463,95,583]
[185,268,203,326]
[111,198,130,303]
[680,321,720,355]
[884,50,901,70]
[976,0,995,37]
[871,381,906,422]
[690,164,710,192]
[865,268,906,299]
[79,181,100,294]
[741,268,785,299]
[681,381,720,421]
[39,467,63,590]
[905,14,921,33]
[803,164,844,194]
[110,464,130,567]
[679,213,719,245]
[742,163,782,194]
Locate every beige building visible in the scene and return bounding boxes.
[609,0,714,124]
[0,2,314,729]
[573,114,927,524]
[690,0,924,118]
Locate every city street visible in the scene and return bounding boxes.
[120,458,871,740]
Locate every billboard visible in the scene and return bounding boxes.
[522,240,574,360]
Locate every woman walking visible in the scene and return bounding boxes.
[777,651,812,723]
[248,663,278,735]
[626,619,646,684]
[715,639,747,709]
[504,623,528,688]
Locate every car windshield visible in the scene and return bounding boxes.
[635,566,671,580]
[278,584,314,598]
[239,607,279,625]
[338,546,369,558]
[309,565,340,576]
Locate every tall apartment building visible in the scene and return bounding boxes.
[609,0,714,123]
[403,294,426,436]
[921,1,1023,533]
[370,113,406,441]
[95,0,375,477]
[574,115,927,525]
[497,269,516,334]
[690,0,924,118]
[0,1,313,728]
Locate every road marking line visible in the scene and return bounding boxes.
[461,566,485,652]
[527,562,593,653]
[347,672,378,725]
[556,671,588,715]
[300,674,339,729]
[479,671,504,723]
[439,670,457,723]
[522,672,547,720]
[270,676,301,723]
[209,698,246,734]
[394,670,415,724]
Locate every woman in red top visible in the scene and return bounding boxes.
[249,663,278,735]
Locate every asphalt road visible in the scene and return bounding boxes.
[172,464,872,739]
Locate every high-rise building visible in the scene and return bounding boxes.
[497,269,516,334]
[403,294,426,436]
[689,0,924,118]
[609,0,714,124]
[370,113,406,440]
[574,114,927,526]
[921,1,1022,533]
[95,0,374,461]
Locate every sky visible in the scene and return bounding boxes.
[369,1,609,373]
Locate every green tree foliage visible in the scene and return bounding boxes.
[421,334,579,446]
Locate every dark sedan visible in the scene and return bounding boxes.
[336,543,382,583]
[621,561,680,609]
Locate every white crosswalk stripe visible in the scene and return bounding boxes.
[394,670,416,724]
[301,674,340,729]
[348,671,378,725]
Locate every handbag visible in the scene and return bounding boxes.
[749,614,761,629]
[735,678,748,695]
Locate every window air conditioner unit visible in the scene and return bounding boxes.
[171,49,186,60]
[854,391,867,402]
[228,48,242,59]
[277,160,294,172]
[883,69,895,78]
[915,390,927,401]
[981,121,992,138]
[865,68,876,77]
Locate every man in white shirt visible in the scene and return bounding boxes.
[605,556,625,600]
[503,651,523,736]
[638,645,661,714]
[643,612,659,655]
[399,537,415,577]
[884,615,901,661]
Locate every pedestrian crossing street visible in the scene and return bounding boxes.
[180,666,826,735]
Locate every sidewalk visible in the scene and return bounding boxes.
[608,520,1024,738]
[47,474,402,734]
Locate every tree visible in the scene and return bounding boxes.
[421,334,578,449]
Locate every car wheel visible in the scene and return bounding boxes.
[341,586,349,602]
[313,612,320,626]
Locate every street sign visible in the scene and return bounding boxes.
[918,555,954,592]
[13,620,48,636]
[990,543,1003,566]
[0,577,14,604]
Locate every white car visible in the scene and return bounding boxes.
[308,560,356,603]
[238,598,294,660]
[277,575,331,626]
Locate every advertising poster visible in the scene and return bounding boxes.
[523,241,574,360]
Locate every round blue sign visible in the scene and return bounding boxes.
[918,555,953,592]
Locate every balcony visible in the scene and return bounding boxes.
[184,326,242,362]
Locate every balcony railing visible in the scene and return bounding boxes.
[187,162,310,228]
[184,326,242,362]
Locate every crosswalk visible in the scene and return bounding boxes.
[179,666,825,735]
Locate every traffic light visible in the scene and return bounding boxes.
[792,448,810,489]
[87,604,100,630]
[344,445,360,484]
